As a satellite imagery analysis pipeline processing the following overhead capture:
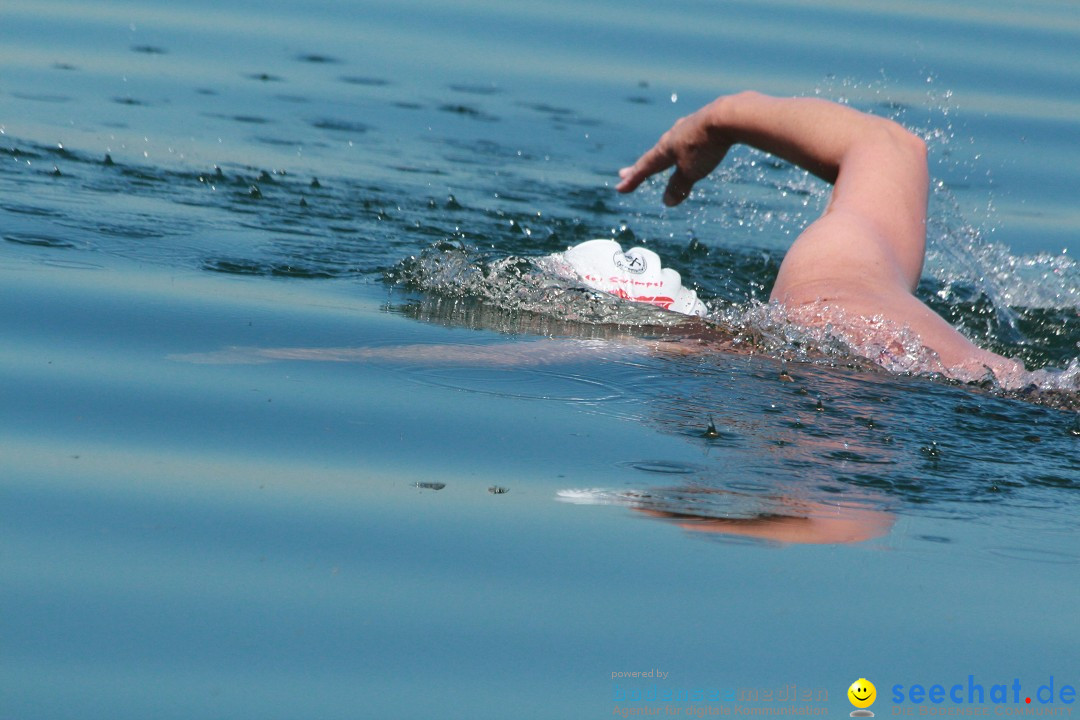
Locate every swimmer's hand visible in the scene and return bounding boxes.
[616,91,907,209]
[616,100,733,206]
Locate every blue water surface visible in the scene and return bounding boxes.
[2,1,1079,718]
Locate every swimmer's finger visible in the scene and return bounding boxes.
[615,145,675,193]
[663,169,695,206]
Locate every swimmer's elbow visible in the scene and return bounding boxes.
[902,127,928,160]
[874,118,928,171]
[895,123,927,168]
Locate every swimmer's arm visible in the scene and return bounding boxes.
[168,337,660,366]
[617,92,1030,380]
[616,91,928,290]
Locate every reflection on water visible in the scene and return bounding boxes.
[558,486,895,545]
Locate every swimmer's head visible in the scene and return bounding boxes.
[558,239,708,317]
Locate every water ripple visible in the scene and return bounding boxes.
[404,365,630,404]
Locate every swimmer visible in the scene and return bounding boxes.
[614,91,1027,385]
[172,94,1065,545]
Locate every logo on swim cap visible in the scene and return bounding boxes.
[613,250,647,275]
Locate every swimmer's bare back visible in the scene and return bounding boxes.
[616,91,1025,385]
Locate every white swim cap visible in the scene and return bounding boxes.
[556,239,708,317]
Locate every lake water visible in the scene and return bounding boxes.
[2,1,1079,718]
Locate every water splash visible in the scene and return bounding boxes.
[387,230,1080,409]
[389,242,693,327]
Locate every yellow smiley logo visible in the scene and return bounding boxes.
[848,678,877,709]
